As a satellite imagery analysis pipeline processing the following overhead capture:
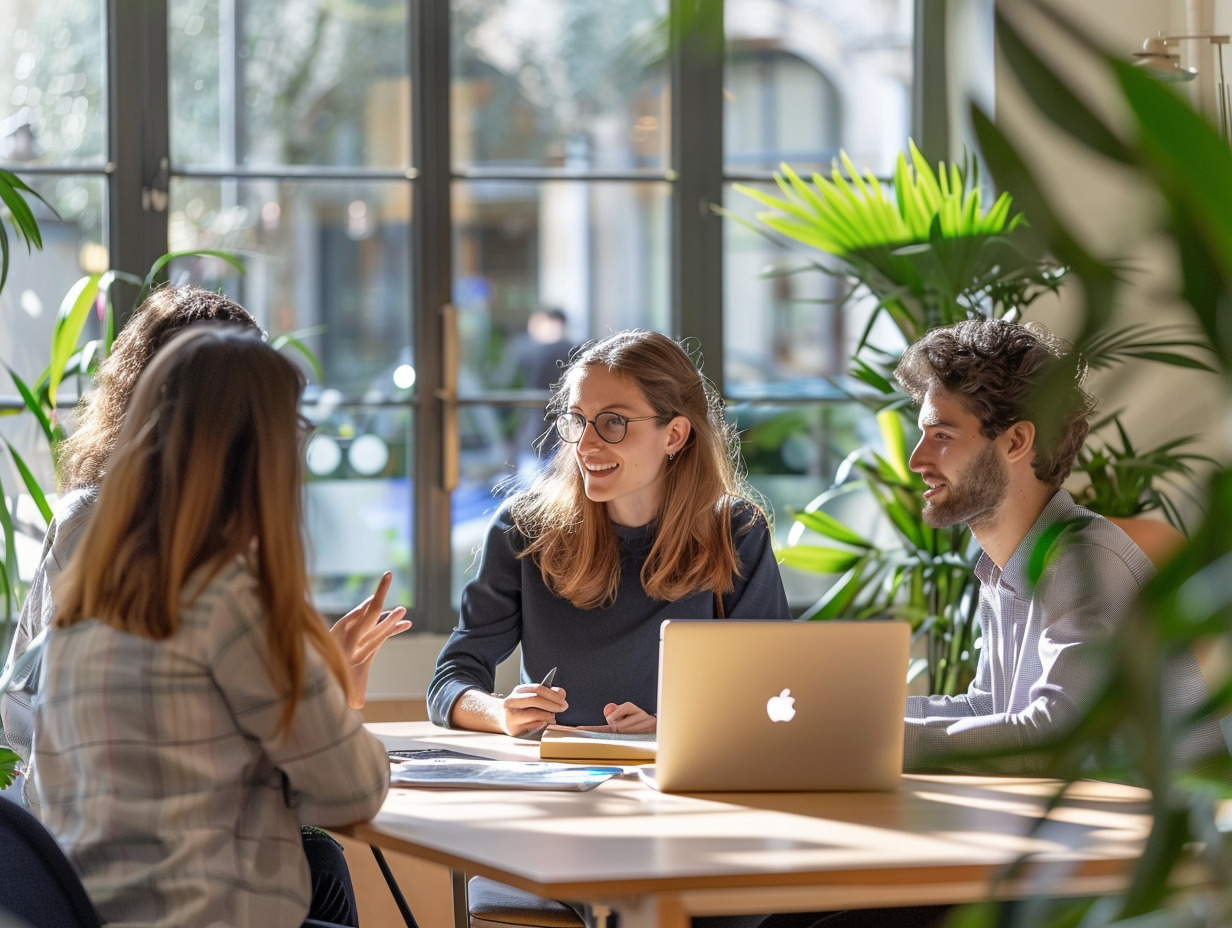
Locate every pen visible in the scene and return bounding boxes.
[520,667,558,742]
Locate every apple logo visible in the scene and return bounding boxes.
[766,688,797,723]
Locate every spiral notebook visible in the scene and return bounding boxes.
[643,619,910,793]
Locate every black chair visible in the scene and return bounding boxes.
[0,796,102,928]
[0,795,365,928]
[467,876,585,928]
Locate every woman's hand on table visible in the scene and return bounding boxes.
[574,702,657,734]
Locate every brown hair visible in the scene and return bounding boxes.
[54,326,349,731]
[510,329,763,609]
[895,318,1096,489]
[59,285,262,492]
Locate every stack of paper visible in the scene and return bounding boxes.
[389,749,623,791]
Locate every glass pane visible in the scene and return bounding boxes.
[452,402,520,605]
[452,0,669,171]
[454,180,669,393]
[167,177,413,396]
[0,173,106,495]
[169,0,410,169]
[724,0,912,175]
[722,182,852,399]
[731,401,869,610]
[304,401,413,616]
[0,174,106,389]
[0,0,107,166]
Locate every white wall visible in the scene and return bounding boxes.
[363,632,521,703]
[993,0,1232,524]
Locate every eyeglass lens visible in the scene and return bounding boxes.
[556,412,628,443]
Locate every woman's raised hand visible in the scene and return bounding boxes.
[331,571,411,708]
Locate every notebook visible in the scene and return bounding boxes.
[538,727,657,764]
[645,619,910,792]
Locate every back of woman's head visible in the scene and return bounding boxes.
[55,325,346,727]
[60,285,263,492]
[516,329,755,608]
[125,324,304,587]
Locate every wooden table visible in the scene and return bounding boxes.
[346,722,1155,928]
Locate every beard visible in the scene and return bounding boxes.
[921,440,1009,530]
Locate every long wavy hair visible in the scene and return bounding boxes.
[53,326,349,731]
[59,285,262,493]
[510,329,761,609]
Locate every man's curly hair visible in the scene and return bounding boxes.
[894,318,1096,489]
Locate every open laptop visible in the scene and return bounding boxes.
[645,619,910,792]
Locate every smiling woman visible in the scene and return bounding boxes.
[427,328,792,741]
[557,364,690,528]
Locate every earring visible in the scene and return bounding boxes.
[668,452,676,462]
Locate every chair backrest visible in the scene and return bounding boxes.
[0,797,102,928]
[1107,515,1232,696]
[1106,516,1186,568]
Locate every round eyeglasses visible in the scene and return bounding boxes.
[554,411,663,444]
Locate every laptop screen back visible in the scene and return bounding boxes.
[652,620,909,792]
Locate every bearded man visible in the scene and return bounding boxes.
[895,318,1224,773]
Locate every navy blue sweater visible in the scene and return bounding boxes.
[427,497,791,727]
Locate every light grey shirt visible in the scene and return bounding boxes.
[1,486,98,764]
[904,490,1225,774]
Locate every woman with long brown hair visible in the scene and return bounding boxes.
[428,329,790,736]
[3,285,407,775]
[31,325,390,928]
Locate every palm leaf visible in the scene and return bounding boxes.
[2,441,52,524]
[791,509,874,549]
[1081,324,1216,372]
[778,545,862,575]
[876,409,914,484]
[271,331,325,383]
[136,249,245,307]
[0,169,50,292]
[4,366,60,448]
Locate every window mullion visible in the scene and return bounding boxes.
[108,0,169,320]
[913,0,950,164]
[671,0,725,393]
[411,0,454,632]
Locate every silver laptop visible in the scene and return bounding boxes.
[647,619,910,792]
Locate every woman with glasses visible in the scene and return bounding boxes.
[428,329,790,736]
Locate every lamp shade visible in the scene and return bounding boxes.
[1133,35,1198,81]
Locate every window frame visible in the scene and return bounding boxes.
[5,0,949,630]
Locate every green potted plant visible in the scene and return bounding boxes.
[0,168,48,788]
[732,140,1216,697]
[940,3,1232,924]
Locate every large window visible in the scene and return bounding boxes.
[1,0,919,628]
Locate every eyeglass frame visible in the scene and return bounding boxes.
[554,410,669,444]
